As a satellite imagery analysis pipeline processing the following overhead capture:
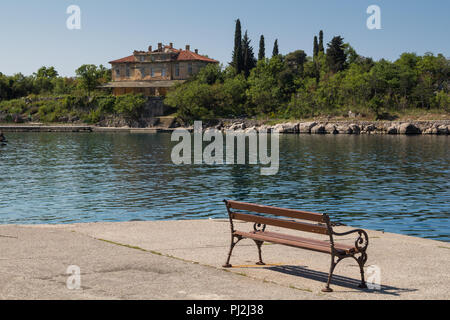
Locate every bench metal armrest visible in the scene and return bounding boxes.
[332,229,369,253]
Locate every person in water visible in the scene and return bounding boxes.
[0,131,6,143]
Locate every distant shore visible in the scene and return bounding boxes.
[1,119,450,135]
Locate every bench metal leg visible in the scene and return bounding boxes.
[223,235,242,268]
[322,255,338,293]
[356,253,368,289]
[254,240,265,266]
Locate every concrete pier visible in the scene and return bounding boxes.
[0,220,448,300]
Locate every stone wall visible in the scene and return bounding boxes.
[214,120,450,135]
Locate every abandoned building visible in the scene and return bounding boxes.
[103,43,219,96]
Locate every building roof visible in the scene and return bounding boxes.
[101,80,185,88]
[109,47,218,64]
[176,50,218,63]
[109,55,135,64]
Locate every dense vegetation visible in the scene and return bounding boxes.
[0,65,147,124]
[166,20,449,122]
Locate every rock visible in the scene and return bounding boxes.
[311,124,326,134]
[336,124,353,134]
[437,125,449,135]
[229,123,245,131]
[244,126,258,134]
[387,126,398,135]
[399,123,421,135]
[299,122,317,134]
[349,124,361,135]
[257,125,272,133]
[272,122,299,134]
[362,124,377,134]
[325,123,338,134]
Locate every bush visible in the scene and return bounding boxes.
[114,94,146,118]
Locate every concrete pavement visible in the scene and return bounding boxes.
[0,220,449,300]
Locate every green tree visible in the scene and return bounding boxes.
[258,35,265,61]
[285,50,307,75]
[272,39,279,57]
[319,30,324,53]
[231,19,244,74]
[313,36,319,58]
[75,64,104,96]
[246,56,285,115]
[242,31,257,78]
[33,66,59,94]
[326,36,347,73]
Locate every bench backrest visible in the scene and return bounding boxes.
[224,200,330,235]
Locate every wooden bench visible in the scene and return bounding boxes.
[223,200,369,292]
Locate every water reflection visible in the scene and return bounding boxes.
[0,132,448,241]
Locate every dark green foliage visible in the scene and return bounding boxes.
[231,19,244,74]
[258,35,265,61]
[167,46,449,121]
[113,94,146,118]
[75,64,108,95]
[242,31,257,78]
[326,36,347,73]
[313,36,319,58]
[319,30,324,53]
[272,39,279,57]
[285,50,307,75]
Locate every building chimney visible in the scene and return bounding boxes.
[169,43,173,49]
[148,45,152,52]
[185,45,190,51]
[195,49,198,54]
[158,43,162,51]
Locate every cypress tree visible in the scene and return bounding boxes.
[326,36,347,73]
[319,30,324,53]
[242,31,257,78]
[258,35,265,61]
[272,39,279,57]
[313,36,319,58]
[232,19,244,74]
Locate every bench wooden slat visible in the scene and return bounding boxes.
[226,200,325,223]
[256,231,357,254]
[231,212,329,235]
[234,231,335,254]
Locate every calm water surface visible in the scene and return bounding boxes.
[0,132,449,241]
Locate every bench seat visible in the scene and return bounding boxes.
[234,230,357,255]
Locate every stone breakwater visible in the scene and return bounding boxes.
[213,120,450,135]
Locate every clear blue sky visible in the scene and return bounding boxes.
[0,0,449,77]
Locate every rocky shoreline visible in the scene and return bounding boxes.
[1,120,449,135]
[213,120,450,135]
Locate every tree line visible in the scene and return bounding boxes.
[166,19,449,121]
[0,65,111,101]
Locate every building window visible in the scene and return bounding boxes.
[161,68,166,77]
[115,68,120,77]
[140,67,146,78]
[138,56,145,62]
[126,66,130,77]
[175,64,180,77]
[151,68,154,77]
[188,63,193,76]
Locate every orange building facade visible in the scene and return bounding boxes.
[103,43,219,96]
